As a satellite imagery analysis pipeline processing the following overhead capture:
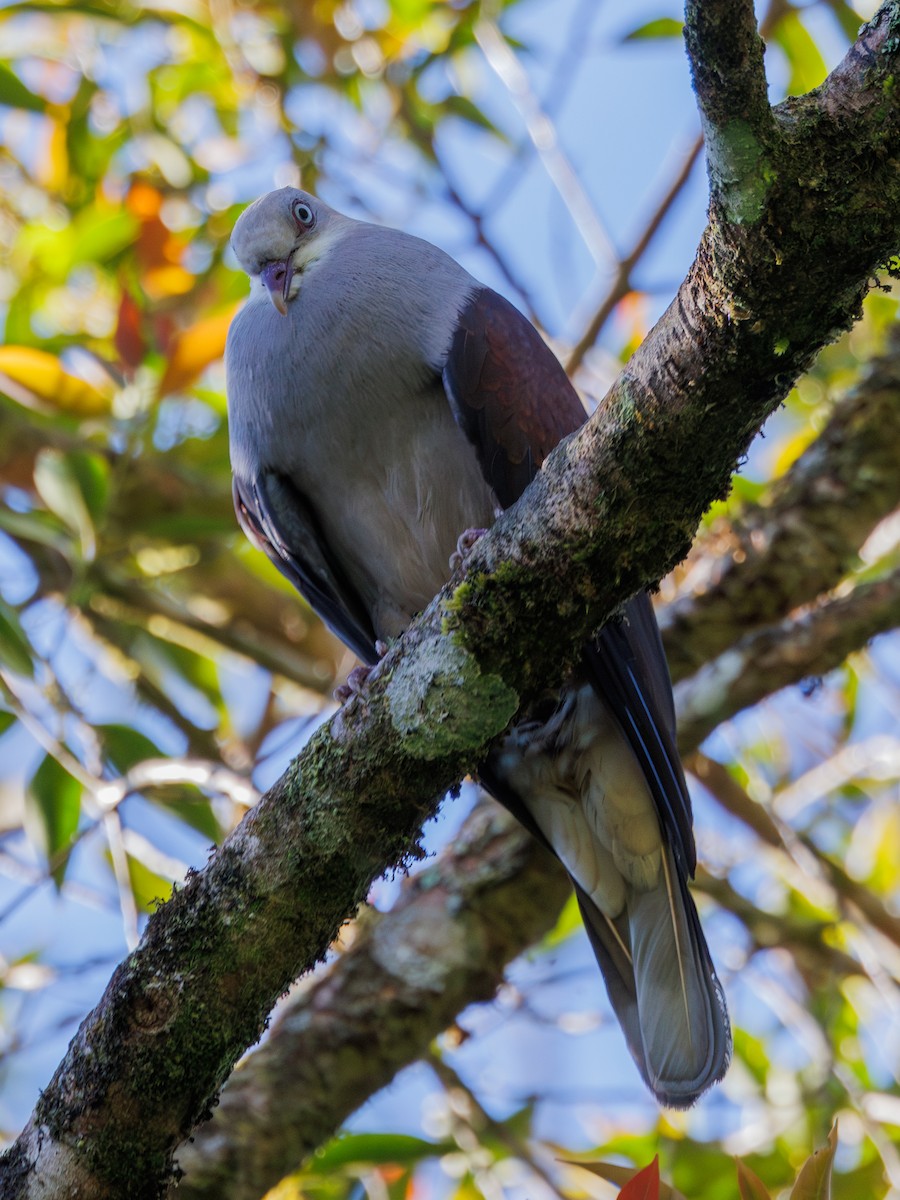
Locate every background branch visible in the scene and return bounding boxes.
[675,565,900,747]
[660,336,900,679]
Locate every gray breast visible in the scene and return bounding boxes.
[227,224,496,639]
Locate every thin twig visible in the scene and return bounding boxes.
[689,751,900,951]
[565,133,704,374]
[427,1051,568,1200]
[474,17,615,270]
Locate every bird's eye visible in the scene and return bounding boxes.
[292,200,315,228]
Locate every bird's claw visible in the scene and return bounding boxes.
[334,665,371,703]
[449,527,487,572]
[333,641,391,703]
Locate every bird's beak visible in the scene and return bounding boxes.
[261,256,295,316]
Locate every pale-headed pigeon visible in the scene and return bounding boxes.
[226,187,731,1106]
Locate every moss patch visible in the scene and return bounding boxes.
[386,636,518,760]
[707,118,774,223]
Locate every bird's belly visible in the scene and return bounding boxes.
[303,398,496,641]
[492,682,663,919]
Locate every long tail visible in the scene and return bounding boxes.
[575,853,731,1108]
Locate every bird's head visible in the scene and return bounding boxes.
[231,188,335,315]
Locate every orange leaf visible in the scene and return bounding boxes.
[126,181,164,219]
[37,116,68,191]
[115,289,147,370]
[564,1158,685,1200]
[158,304,241,397]
[0,346,112,415]
[736,1159,773,1200]
[618,1156,659,1200]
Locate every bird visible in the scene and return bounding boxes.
[225,187,731,1106]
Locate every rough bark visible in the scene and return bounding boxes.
[4,4,900,1197]
[169,801,568,1200]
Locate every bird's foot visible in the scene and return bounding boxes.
[333,641,390,703]
[449,527,487,572]
[334,666,370,703]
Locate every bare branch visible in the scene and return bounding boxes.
[684,0,775,218]
[675,565,900,749]
[660,339,900,680]
[473,17,615,269]
[565,134,705,376]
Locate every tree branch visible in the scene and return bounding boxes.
[169,566,900,1200]
[168,802,566,1200]
[565,134,705,376]
[684,0,775,222]
[5,6,900,1197]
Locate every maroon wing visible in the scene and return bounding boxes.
[442,286,696,875]
[442,288,586,507]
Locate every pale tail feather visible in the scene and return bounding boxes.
[575,852,731,1108]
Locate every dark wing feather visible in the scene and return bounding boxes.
[584,594,696,875]
[442,288,586,508]
[233,472,378,665]
[442,286,696,872]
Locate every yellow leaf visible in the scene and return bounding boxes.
[0,346,112,415]
[37,115,68,191]
[789,1122,838,1200]
[158,303,240,397]
[143,264,196,300]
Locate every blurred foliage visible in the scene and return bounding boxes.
[0,0,899,1197]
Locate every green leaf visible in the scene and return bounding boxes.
[98,725,221,840]
[33,448,102,560]
[70,209,138,268]
[98,723,163,773]
[155,640,222,707]
[388,0,433,24]
[0,63,46,112]
[443,94,503,135]
[832,1152,891,1200]
[126,852,175,912]
[737,1159,773,1200]
[0,597,34,677]
[773,11,828,96]
[25,754,82,886]
[0,710,17,737]
[542,891,582,948]
[789,1123,838,1199]
[829,3,865,43]
[0,504,71,552]
[312,1133,446,1171]
[67,450,110,522]
[622,17,683,41]
[731,1027,772,1086]
[155,787,221,842]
